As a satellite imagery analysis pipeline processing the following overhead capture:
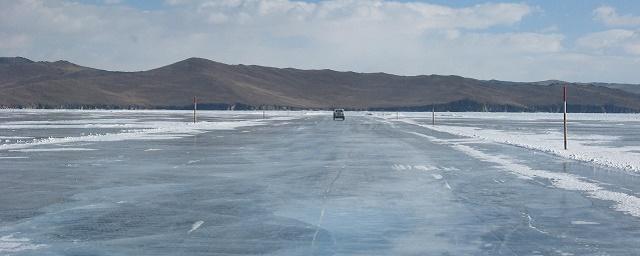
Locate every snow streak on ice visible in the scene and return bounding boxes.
[404,126,640,218]
[397,116,640,173]
[0,116,296,151]
[0,234,46,253]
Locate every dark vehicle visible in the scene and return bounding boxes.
[333,109,345,120]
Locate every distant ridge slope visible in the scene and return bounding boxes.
[1,57,639,112]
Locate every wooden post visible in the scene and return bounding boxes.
[563,86,567,150]
[396,112,399,120]
[193,96,197,123]
[263,110,265,119]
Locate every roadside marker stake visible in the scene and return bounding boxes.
[193,96,197,123]
[563,86,568,150]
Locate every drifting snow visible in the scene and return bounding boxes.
[0,116,291,151]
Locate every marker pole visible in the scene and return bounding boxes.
[563,86,567,150]
[193,96,197,123]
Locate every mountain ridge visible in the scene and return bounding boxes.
[1,57,639,112]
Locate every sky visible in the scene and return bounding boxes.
[1,0,640,83]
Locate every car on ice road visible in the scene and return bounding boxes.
[333,109,345,120]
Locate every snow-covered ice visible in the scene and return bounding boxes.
[0,234,46,253]
[0,110,300,152]
[2,110,640,255]
[385,112,640,172]
[10,148,97,152]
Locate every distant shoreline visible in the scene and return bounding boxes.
[1,102,638,114]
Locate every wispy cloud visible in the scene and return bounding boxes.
[577,29,640,55]
[594,5,640,27]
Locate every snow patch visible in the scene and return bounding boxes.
[0,234,46,253]
[188,220,204,234]
[11,147,96,152]
[392,164,413,171]
[393,164,441,172]
[0,136,33,140]
[414,165,436,171]
[571,220,599,225]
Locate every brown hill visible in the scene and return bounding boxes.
[1,57,639,112]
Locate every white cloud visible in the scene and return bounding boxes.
[104,0,123,4]
[577,29,640,55]
[0,0,639,83]
[0,33,29,49]
[192,0,531,30]
[594,5,640,27]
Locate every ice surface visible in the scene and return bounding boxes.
[2,110,640,255]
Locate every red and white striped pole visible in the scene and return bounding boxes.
[193,96,197,123]
[563,86,567,150]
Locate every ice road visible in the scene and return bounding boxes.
[1,110,640,255]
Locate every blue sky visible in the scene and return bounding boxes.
[2,0,640,83]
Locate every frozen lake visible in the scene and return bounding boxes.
[1,110,640,255]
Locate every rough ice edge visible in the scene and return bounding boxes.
[393,118,640,173]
